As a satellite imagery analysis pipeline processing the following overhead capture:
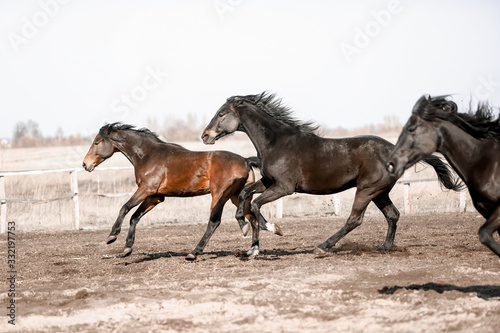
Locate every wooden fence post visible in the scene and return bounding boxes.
[403,182,411,214]
[459,189,467,212]
[275,198,283,219]
[70,171,80,230]
[333,193,340,216]
[0,176,6,233]
[268,198,283,219]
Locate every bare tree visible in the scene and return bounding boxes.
[12,120,43,147]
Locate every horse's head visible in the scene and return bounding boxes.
[386,95,445,177]
[82,125,117,172]
[201,96,251,144]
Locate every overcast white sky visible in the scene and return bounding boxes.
[1,0,499,139]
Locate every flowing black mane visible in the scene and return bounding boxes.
[413,95,500,141]
[230,92,320,134]
[99,122,165,143]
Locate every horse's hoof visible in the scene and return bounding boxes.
[246,247,259,257]
[376,244,392,251]
[123,247,132,257]
[265,223,284,236]
[185,253,197,261]
[313,246,327,255]
[241,223,250,237]
[274,223,283,236]
[106,235,117,244]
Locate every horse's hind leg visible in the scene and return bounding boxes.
[372,192,400,250]
[478,206,500,257]
[186,203,224,261]
[243,193,262,256]
[232,193,261,256]
[230,195,252,237]
[186,189,230,261]
[123,195,164,257]
[315,189,372,254]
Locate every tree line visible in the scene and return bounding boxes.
[9,115,402,148]
[11,120,88,148]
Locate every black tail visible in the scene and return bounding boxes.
[246,156,261,170]
[422,155,465,191]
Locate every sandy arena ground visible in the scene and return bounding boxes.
[1,212,500,332]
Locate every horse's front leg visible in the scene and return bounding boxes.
[246,183,293,254]
[107,187,151,245]
[123,195,164,257]
[236,180,283,237]
[235,180,265,225]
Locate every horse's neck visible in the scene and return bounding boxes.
[438,122,485,183]
[111,131,149,166]
[238,108,288,157]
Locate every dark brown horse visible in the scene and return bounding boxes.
[82,123,280,260]
[386,95,500,257]
[202,92,462,255]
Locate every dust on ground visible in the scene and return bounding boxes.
[1,212,499,332]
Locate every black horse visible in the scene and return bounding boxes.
[83,123,280,260]
[202,92,462,255]
[386,95,500,257]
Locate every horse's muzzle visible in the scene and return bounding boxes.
[82,162,95,172]
[201,130,216,145]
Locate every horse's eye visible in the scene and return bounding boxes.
[407,126,416,133]
[94,141,100,145]
[218,112,225,118]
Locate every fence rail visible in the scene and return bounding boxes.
[0,166,133,233]
[0,166,467,233]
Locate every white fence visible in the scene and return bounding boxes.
[0,166,132,233]
[0,167,468,233]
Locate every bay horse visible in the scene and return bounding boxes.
[82,123,280,260]
[386,95,500,257]
[202,92,462,255]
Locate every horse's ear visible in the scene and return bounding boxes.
[442,100,457,113]
[412,95,429,114]
[233,98,244,108]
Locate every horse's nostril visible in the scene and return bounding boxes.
[387,162,395,173]
[82,162,87,169]
[202,133,210,141]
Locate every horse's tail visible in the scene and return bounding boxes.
[246,156,261,170]
[422,155,465,191]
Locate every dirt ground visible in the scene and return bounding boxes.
[2,212,500,333]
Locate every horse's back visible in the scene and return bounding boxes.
[144,145,245,196]
[337,135,393,153]
[301,134,394,166]
[208,150,250,178]
[167,148,250,184]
